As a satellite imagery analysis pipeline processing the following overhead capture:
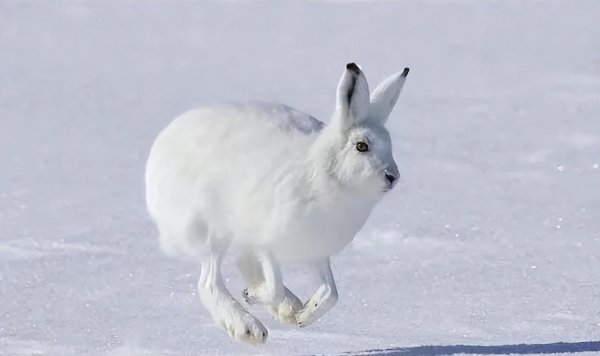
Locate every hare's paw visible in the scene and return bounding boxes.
[295,284,338,328]
[216,301,268,345]
[295,303,317,328]
[244,283,304,326]
[296,301,323,328]
[242,283,283,306]
[267,292,303,326]
[242,286,257,305]
[229,311,268,345]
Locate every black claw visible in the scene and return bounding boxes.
[246,329,251,336]
[262,331,266,338]
[243,289,248,297]
[314,302,318,307]
[402,67,410,77]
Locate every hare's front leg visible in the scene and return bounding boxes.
[237,252,303,326]
[241,251,285,305]
[197,235,267,344]
[296,257,338,327]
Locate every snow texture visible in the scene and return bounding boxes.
[1,1,599,355]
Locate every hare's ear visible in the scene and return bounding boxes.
[334,63,370,128]
[368,68,409,125]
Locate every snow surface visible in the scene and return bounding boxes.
[1,1,600,355]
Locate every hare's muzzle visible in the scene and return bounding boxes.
[383,170,399,191]
[385,172,397,186]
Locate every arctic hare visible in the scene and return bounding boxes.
[145,63,409,344]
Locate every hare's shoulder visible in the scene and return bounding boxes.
[225,101,324,135]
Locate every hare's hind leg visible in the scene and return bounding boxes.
[197,234,267,344]
[237,253,303,326]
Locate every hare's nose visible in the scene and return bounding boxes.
[385,172,397,186]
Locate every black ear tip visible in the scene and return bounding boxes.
[402,67,410,77]
[346,63,360,73]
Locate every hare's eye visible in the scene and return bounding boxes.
[356,141,369,152]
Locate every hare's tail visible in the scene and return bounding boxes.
[152,211,209,257]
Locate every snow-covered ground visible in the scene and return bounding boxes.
[1,1,600,355]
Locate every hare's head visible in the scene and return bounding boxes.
[313,63,409,195]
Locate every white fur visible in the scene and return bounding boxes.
[145,63,409,344]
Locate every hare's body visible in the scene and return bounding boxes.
[146,102,371,261]
[146,63,409,345]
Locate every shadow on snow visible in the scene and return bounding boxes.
[346,341,600,355]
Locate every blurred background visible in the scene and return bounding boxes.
[1,1,599,355]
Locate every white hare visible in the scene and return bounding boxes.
[145,63,409,344]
